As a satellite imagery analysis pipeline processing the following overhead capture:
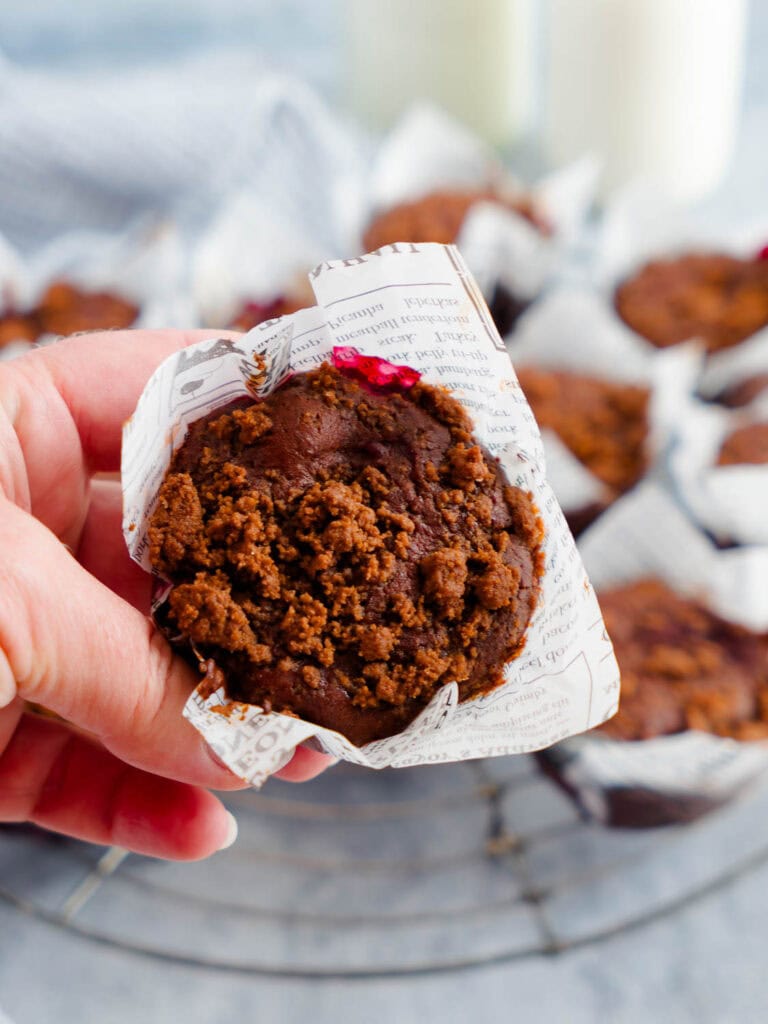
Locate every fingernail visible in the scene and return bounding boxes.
[297,741,341,767]
[0,649,17,709]
[218,811,238,851]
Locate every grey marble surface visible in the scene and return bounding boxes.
[3,756,768,1024]
[2,3,768,1022]
[0,869,766,1024]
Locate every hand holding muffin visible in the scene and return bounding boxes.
[0,330,332,859]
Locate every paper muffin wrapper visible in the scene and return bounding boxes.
[698,325,768,407]
[366,104,598,313]
[668,398,768,546]
[0,218,194,359]
[507,287,704,518]
[586,184,768,379]
[192,104,600,337]
[122,242,619,787]
[595,181,768,292]
[190,194,328,328]
[540,480,768,827]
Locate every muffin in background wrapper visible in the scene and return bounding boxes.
[364,104,598,337]
[540,481,768,828]
[122,243,619,786]
[508,287,703,534]
[0,219,192,359]
[595,183,768,357]
[669,398,768,547]
[697,324,768,410]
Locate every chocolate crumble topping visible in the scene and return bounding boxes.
[149,363,544,745]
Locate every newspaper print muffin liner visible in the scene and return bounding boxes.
[540,480,768,828]
[122,243,619,786]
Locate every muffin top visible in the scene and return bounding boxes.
[0,279,138,347]
[615,253,768,352]
[37,281,138,336]
[0,315,38,349]
[717,421,768,466]
[516,366,650,495]
[363,188,549,252]
[599,579,768,742]
[149,362,544,745]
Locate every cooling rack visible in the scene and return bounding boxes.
[2,755,768,978]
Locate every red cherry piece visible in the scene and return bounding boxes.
[332,346,421,393]
[757,245,768,261]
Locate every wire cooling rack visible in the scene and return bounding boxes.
[2,755,768,979]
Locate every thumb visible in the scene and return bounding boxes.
[1,496,241,790]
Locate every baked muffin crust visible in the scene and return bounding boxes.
[599,579,768,742]
[615,253,768,352]
[149,363,544,744]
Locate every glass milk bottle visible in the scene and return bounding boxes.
[544,0,747,201]
[343,0,534,147]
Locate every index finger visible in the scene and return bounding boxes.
[17,328,242,473]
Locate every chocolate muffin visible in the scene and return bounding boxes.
[149,362,544,745]
[615,253,768,352]
[0,280,138,348]
[36,281,139,336]
[363,189,549,252]
[363,190,549,337]
[716,421,768,466]
[516,366,649,532]
[0,315,37,350]
[598,579,768,742]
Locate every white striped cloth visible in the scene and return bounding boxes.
[0,51,363,255]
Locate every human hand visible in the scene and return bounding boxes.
[0,330,332,860]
